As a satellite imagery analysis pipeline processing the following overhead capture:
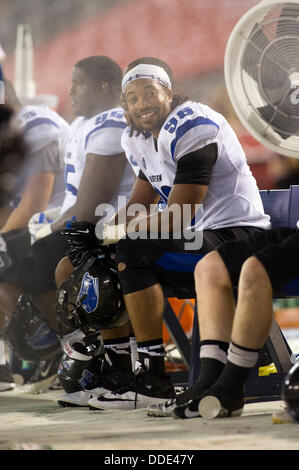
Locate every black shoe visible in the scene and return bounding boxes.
[57,349,133,407]
[0,363,15,391]
[173,383,244,420]
[147,381,208,417]
[21,353,62,394]
[10,353,39,386]
[88,361,176,411]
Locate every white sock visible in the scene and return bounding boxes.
[227,341,259,368]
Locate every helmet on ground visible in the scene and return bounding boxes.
[3,294,62,361]
[56,256,128,335]
[282,361,299,423]
[58,337,103,393]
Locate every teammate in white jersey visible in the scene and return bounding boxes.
[0,56,135,392]
[0,81,69,391]
[87,57,271,411]
[56,106,133,224]
[0,79,69,232]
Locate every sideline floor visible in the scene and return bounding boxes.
[0,388,298,451]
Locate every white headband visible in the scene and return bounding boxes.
[122,64,172,93]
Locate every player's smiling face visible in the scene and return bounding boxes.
[125,79,173,137]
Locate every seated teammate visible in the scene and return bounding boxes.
[169,222,299,420]
[84,56,271,411]
[0,80,69,391]
[0,56,135,392]
[0,104,28,391]
[0,78,69,232]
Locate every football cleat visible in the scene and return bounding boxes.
[0,363,16,391]
[147,397,177,417]
[57,348,133,408]
[173,383,244,420]
[88,361,176,411]
[57,388,106,407]
[147,381,208,417]
[20,353,62,394]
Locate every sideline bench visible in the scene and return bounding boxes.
[164,185,299,402]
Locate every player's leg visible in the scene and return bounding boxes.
[90,227,258,412]
[232,256,273,349]
[174,228,299,419]
[0,230,32,390]
[0,283,23,390]
[89,237,183,410]
[178,255,272,420]
[55,256,137,407]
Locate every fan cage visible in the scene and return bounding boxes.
[225,0,299,158]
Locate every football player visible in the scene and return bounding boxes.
[0,56,135,392]
[0,80,70,391]
[87,56,271,411]
[0,78,70,231]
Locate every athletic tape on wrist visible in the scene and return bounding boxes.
[102,223,126,244]
[35,223,52,240]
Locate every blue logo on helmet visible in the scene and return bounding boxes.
[77,272,99,313]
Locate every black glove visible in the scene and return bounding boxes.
[61,220,101,268]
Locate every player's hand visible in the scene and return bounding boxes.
[61,220,101,268]
[28,207,61,243]
[95,221,126,246]
[61,220,98,248]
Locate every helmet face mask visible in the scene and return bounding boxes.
[58,338,103,393]
[3,294,62,361]
[282,361,299,423]
[56,256,128,335]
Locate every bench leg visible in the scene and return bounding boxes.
[163,300,192,386]
[266,317,293,373]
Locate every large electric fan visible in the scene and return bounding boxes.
[225,0,299,158]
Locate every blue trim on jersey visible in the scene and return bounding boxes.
[85,120,127,150]
[23,117,60,133]
[155,252,204,272]
[170,117,219,160]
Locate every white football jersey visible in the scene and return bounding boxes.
[61,107,134,215]
[122,100,271,230]
[16,105,70,209]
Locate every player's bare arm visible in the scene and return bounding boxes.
[1,171,55,233]
[51,152,127,232]
[136,183,208,235]
[109,177,160,226]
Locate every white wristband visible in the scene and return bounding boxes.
[102,223,126,245]
[35,223,52,241]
